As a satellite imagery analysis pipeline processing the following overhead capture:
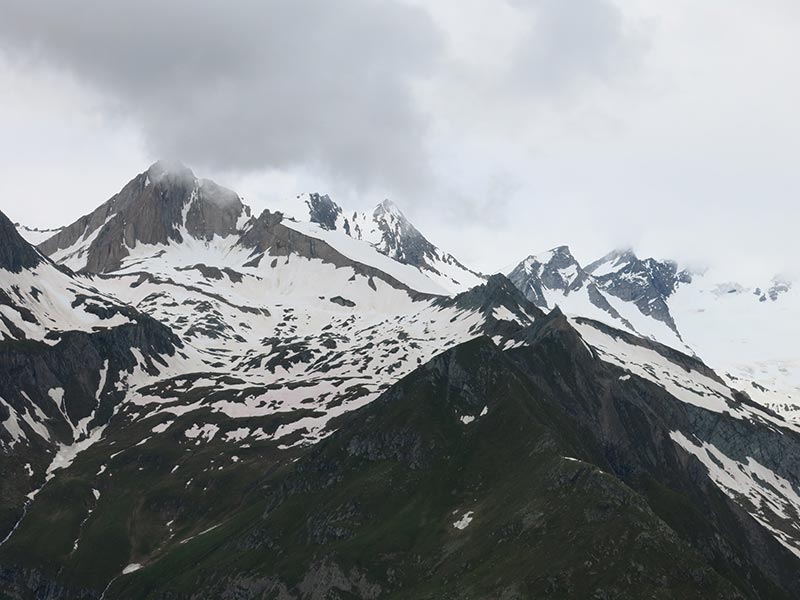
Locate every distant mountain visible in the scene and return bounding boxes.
[585,248,692,333]
[303,192,485,293]
[37,161,250,273]
[2,163,800,598]
[507,246,800,422]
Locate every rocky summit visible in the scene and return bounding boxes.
[1,163,799,599]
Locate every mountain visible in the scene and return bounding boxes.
[507,246,800,423]
[507,246,686,350]
[586,248,692,334]
[37,161,250,274]
[3,298,800,598]
[0,208,181,554]
[302,192,485,293]
[1,162,800,598]
[666,268,800,418]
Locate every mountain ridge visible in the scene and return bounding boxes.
[2,162,800,598]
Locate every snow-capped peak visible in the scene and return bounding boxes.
[300,192,484,294]
[37,163,248,273]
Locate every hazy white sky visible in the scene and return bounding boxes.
[0,0,798,278]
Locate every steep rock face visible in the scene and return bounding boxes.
[0,211,45,274]
[508,246,593,307]
[305,193,341,231]
[37,161,248,273]
[304,194,484,293]
[370,199,442,269]
[506,314,800,597]
[586,249,691,333]
[507,246,634,332]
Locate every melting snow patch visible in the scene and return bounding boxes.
[151,420,174,434]
[224,427,250,442]
[46,425,107,481]
[453,511,474,530]
[185,423,219,442]
[122,563,142,575]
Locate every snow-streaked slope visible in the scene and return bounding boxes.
[93,249,542,449]
[669,269,800,416]
[0,262,134,343]
[571,315,800,556]
[670,430,800,558]
[507,246,690,353]
[283,219,449,296]
[571,317,795,431]
[510,246,799,421]
[300,193,485,294]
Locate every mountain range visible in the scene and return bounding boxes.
[1,161,799,599]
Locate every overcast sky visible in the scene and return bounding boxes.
[0,0,798,279]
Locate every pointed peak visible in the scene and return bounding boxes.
[374,198,405,218]
[545,245,577,261]
[585,247,638,274]
[521,245,578,268]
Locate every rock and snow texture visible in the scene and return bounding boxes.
[1,163,542,456]
[0,210,134,342]
[507,246,687,351]
[572,315,800,557]
[301,193,485,294]
[2,161,800,581]
[670,431,800,558]
[37,161,250,273]
[508,246,800,422]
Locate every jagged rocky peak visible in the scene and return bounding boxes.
[305,193,342,231]
[443,273,545,322]
[507,245,590,307]
[587,248,691,299]
[142,159,247,241]
[300,192,484,292]
[37,161,249,273]
[585,248,690,333]
[304,193,437,265]
[0,209,45,273]
[369,199,439,268]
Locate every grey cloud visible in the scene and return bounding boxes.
[0,0,442,193]
[510,0,645,95]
